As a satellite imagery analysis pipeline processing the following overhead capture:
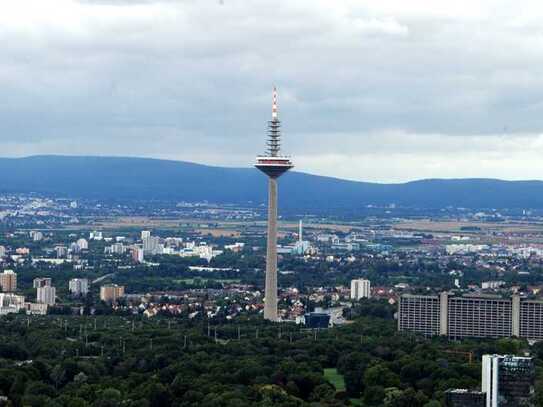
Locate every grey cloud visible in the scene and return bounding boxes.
[0,0,542,181]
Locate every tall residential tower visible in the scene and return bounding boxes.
[255,87,293,321]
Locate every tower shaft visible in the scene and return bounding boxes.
[263,177,278,321]
[255,87,293,323]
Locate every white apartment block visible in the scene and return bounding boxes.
[37,286,56,305]
[350,279,371,300]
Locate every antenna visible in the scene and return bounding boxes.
[267,86,281,157]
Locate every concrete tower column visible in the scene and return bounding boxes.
[512,293,520,337]
[264,177,278,321]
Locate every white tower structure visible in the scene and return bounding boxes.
[255,87,294,322]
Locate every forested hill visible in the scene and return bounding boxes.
[1,155,543,210]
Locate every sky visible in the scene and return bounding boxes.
[2,0,543,182]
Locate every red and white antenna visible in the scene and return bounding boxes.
[272,86,278,120]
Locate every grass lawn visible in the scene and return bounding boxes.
[323,368,346,391]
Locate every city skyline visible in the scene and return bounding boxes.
[2,1,543,182]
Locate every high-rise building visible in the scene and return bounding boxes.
[89,231,103,240]
[37,285,56,305]
[0,245,5,257]
[254,87,294,322]
[350,279,371,300]
[141,230,151,240]
[69,278,89,296]
[76,238,89,250]
[33,277,51,289]
[482,355,535,407]
[100,284,125,303]
[55,246,68,258]
[143,236,161,255]
[398,292,543,340]
[132,247,144,263]
[0,270,17,292]
[30,231,43,241]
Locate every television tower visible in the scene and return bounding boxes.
[255,87,293,322]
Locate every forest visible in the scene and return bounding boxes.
[0,301,542,406]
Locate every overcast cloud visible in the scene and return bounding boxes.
[2,0,543,182]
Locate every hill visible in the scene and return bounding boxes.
[0,155,542,210]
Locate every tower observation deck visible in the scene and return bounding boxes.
[255,87,293,322]
[255,87,294,178]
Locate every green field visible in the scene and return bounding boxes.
[323,368,346,391]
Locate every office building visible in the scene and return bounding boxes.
[444,389,485,407]
[69,242,81,254]
[0,246,5,257]
[482,355,534,407]
[76,238,88,250]
[0,293,25,315]
[254,87,294,322]
[55,246,68,258]
[398,292,543,340]
[350,279,371,300]
[100,284,125,302]
[89,231,103,240]
[24,302,48,315]
[110,243,125,255]
[0,270,17,292]
[304,313,331,329]
[30,231,43,241]
[143,236,161,255]
[141,230,151,240]
[37,286,56,306]
[33,277,51,289]
[69,278,89,296]
[132,247,144,263]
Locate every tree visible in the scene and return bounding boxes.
[364,365,400,388]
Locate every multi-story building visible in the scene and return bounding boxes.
[33,278,52,289]
[100,284,125,303]
[110,243,125,255]
[350,279,371,300]
[89,231,103,240]
[143,236,161,255]
[141,230,151,240]
[132,247,144,263]
[69,242,81,254]
[397,294,441,336]
[30,231,43,241]
[444,389,485,407]
[69,278,89,296]
[482,355,535,407]
[24,302,48,315]
[0,293,25,315]
[37,286,56,306]
[55,246,68,258]
[0,270,17,292]
[76,238,89,250]
[0,246,6,258]
[398,292,543,340]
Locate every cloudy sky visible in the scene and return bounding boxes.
[2,0,543,182]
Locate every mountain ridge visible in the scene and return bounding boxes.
[1,155,542,210]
